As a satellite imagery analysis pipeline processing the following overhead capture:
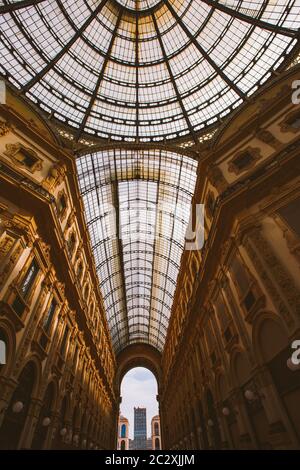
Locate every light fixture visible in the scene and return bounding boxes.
[222,407,230,416]
[12,401,24,413]
[286,358,300,371]
[60,427,67,436]
[42,417,51,427]
[207,419,214,427]
[73,434,79,444]
[244,389,256,401]
[82,439,87,448]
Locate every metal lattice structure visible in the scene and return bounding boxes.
[1,0,300,353]
[76,148,198,352]
[0,0,299,143]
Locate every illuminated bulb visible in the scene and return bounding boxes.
[222,407,230,416]
[207,419,214,427]
[60,427,67,436]
[12,401,24,413]
[42,417,51,427]
[244,389,255,401]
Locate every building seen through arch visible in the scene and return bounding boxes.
[152,416,161,450]
[117,416,129,450]
[0,0,300,452]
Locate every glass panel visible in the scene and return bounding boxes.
[76,148,198,352]
[0,0,298,141]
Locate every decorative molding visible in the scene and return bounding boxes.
[228,147,262,175]
[0,121,10,137]
[41,163,67,191]
[255,129,283,151]
[208,166,228,192]
[271,213,300,266]
[3,142,43,173]
[243,227,299,328]
[279,108,300,134]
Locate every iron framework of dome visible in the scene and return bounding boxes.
[0,0,299,143]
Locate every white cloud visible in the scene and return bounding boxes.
[120,367,158,439]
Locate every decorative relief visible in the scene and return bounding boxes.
[38,239,51,264]
[42,163,67,191]
[4,143,43,173]
[255,129,283,151]
[279,108,300,134]
[205,190,216,220]
[208,166,228,192]
[244,227,300,327]
[0,234,15,259]
[66,209,76,229]
[0,121,10,137]
[228,147,262,175]
[271,214,300,266]
[56,189,68,221]
[0,245,22,287]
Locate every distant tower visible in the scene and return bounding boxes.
[118,415,129,450]
[134,407,147,449]
[151,415,161,450]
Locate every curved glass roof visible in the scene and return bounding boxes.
[0,0,299,142]
[76,148,198,352]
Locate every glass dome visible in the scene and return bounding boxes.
[0,0,299,142]
[116,0,162,12]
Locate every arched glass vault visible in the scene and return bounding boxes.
[76,148,198,352]
[0,0,299,142]
[1,0,299,354]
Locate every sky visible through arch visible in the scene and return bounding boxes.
[120,367,158,440]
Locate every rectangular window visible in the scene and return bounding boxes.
[60,325,69,356]
[224,326,233,343]
[21,149,38,169]
[11,294,26,317]
[73,346,78,372]
[21,259,39,297]
[277,197,300,238]
[244,290,256,312]
[43,298,57,332]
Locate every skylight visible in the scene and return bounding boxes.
[76,148,198,352]
[0,0,299,142]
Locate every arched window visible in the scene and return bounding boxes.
[76,261,83,281]
[68,233,76,257]
[206,389,221,449]
[121,423,126,438]
[154,422,159,436]
[84,285,89,301]
[32,382,55,449]
[57,192,67,216]
[0,329,7,373]
[121,440,125,450]
[155,437,160,450]
[0,361,36,449]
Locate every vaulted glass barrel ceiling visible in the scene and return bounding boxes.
[0,0,299,142]
[1,0,299,354]
[76,149,198,352]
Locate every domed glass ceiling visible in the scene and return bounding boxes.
[0,0,299,142]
